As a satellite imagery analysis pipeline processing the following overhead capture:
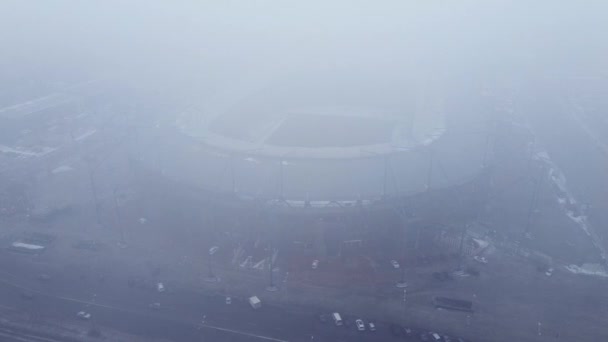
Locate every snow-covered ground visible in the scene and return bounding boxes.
[74,128,97,141]
[565,263,608,278]
[0,145,57,158]
[532,145,608,273]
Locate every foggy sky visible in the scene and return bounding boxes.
[1,1,606,94]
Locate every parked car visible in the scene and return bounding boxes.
[332,312,343,326]
[355,319,365,331]
[157,282,165,293]
[318,313,329,323]
[20,291,34,300]
[433,271,451,281]
[77,311,91,320]
[249,296,262,309]
[402,326,414,337]
[545,267,554,277]
[225,296,232,305]
[37,274,51,282]
[148,302,161,310]
[390,260,400,269]
[368,322,376,331]
[312,260,319,269]
[389,324,402,337]
[430,332,442,341]
[473,256,488,264]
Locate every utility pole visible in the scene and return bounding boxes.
[84,157,101,225]
[112,187,126,247]
[279,159,284,200]
[383,156,388,197]
[206,247,218,282]
[458,224,468,270]
[426,147,435,191]
[516,165,543,255]
[400,288,407,324]
[396,215,408,288]
[266,210,278,292]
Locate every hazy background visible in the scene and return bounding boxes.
[1,0,606,100]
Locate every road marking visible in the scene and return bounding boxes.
[0,327,63,342]
[0,277,290,342]
[201,323,289,342]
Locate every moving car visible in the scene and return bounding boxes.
[77,311,91,320]
[249,296,261,309]
[157,282,165,293]
[355,319,365,331]
[148,302,161,310]
[430,332,442,341]
[332,312,343,326]
[545,267,554,276]
[225,296,232,304]
[312,260,319,269]
[390,260,400,269]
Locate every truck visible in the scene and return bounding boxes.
[249,296,261,309]
[332,312,343,326]
[433,296,473,312]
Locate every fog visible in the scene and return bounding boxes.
[2,1,606,91]
[1,1,608,342]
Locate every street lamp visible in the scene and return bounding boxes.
[112,187,127,248]
[206,246,219,282]
[266,243,278,292]
[266,211,279,292]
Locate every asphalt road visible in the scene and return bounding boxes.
[0,254,410,342]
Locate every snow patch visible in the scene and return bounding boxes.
[12,242,45,250]
[75,129,97,141]
[52,165,73,173]
[566,264,608,278]
[0,145,57,157]
[472,238,490,250]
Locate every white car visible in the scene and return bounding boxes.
[545,268,554,277]
[209,246,219,255]
[368,322,376,331]
[312,260,319,269]
[225,296,232,305]
[77,311,91,320]
[473,256,488,264]
[390,260,400,269]
[148,302,161,310]
[355,319,365,331]
[157,282,165,292]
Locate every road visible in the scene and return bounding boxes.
[521,78,608,260]
[0,257,404,342]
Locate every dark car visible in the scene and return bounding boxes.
[318,314,329,323]
[20,291,35,300]
[402,326,414,337]
[390,323,403,337]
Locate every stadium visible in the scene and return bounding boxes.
[148,69,489,216]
